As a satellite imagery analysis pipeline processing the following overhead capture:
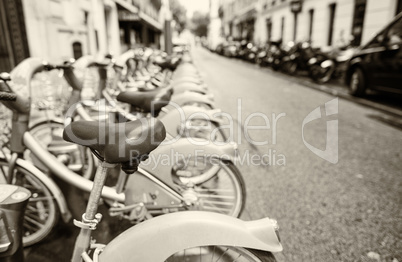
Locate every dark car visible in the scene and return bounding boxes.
[345,12,402,96]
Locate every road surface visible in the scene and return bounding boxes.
[191,46,401,262]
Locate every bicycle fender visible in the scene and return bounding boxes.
[173,83,208,95]
[138,138,238,188]
[99,211,282,262]
[170,91,216,108]
[171,76,203,86]
[159,105,223,137]
[28,116,64,129]
[15,158,72,222]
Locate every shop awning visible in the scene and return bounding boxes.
[115,0,161,31]
[139,12,162,31]
[235,6,256,23]
[114,0,138,13]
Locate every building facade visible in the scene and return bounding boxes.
[0,0,163,71]
[221,0,402,48]
[208,0,224,50]
[23,0,121,61]
[116,0,162,52]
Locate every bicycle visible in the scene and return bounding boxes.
[0,63,282,262]
[0,58,246,246]
[72,53,226,141]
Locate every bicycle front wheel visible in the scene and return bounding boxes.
[0,159,58,247]
[166,246,276,262]
[28,120,95,179]
[172,159,246,217]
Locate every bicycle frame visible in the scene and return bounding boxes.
[5,58,239,219]
[3,57,283,262]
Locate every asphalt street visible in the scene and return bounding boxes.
[190,46,402,262]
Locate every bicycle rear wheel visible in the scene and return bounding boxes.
[0,159,58,247]
[166,246,276,261]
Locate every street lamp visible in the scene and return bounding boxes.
[290,0,303,41]
[290,0,302,13]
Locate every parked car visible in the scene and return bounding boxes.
[345,12,402,96]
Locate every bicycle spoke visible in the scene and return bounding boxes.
[201,200,234,206]
[197,194,235,200]
[29,196,54,202]
[233,254,243,262]
[215,247,229,262]
[24,222,37,233]
[25,216,44,229]
[201,206,232,213]
[25,210,42,220]
[195,188,235,193]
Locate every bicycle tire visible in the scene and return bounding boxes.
[166,246,276,261]
[28,120,95,179]
[0,159,59,247]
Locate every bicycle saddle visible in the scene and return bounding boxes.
[116,87,172,113]
[63,118,166,168]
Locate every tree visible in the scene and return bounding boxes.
[191,11,209,37]
[169,0,187,34]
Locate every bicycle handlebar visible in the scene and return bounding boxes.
[42,59,75,71]
[42,60,83,91]
[0,91,17,101]
[0,72,11,82]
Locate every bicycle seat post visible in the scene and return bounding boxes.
[71,159,116,262]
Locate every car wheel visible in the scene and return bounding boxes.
[349,67,366,97]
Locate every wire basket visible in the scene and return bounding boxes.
[0,103,11,146]
[30,70,72,117]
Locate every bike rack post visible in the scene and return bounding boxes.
[0,184,31,262]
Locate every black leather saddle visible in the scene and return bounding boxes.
[63,118,166,168]
[116,88,172,113]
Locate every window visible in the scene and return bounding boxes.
[293,12,298,41]
[72,42,83,59]
[397,0,402,15]
[351,0,366,46]
[281,17,285,40]
[266,18,272,42]
[308,9,314,43]
[328,3,336,45]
